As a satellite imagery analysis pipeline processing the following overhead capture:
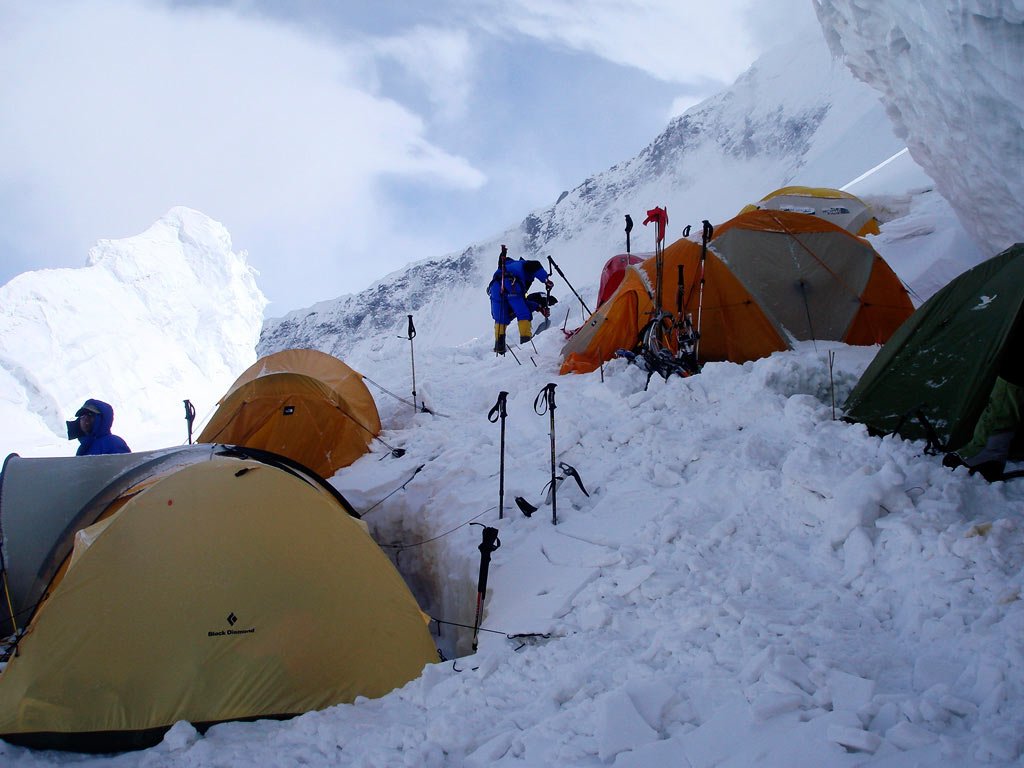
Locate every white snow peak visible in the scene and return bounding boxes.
[0,207,266,457]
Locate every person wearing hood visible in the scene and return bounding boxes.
[66,399,131,456]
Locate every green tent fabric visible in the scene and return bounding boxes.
[844,243,1024,450]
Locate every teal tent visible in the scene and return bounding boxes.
[844,243,1024,451]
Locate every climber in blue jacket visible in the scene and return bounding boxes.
[487,245,553,354]
[66,398,131,456]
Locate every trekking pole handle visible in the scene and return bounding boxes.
[476,524,501,555]
[407,314,416,340]
[488,391,509,423]
[534,383,556,415]
[183,399,196,444]
[702,220,714,244]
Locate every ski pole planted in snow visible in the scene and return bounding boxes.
[644,206,668,311]
[534,383,558,525]
[625,214,633,254]
[696,219,712,360]
[183,399,196,445]
[406,314,418,413]
[471,523,501,652]
[488,391,509,519]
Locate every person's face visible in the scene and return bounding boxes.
[78,411,95,433]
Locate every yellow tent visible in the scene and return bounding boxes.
[0,446,436,752]
[198,348,380,479]
[741,186,881,236]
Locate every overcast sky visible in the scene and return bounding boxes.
[0,0,814,316]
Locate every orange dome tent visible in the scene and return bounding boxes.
[560,210,912,375]
[198,348,381,478]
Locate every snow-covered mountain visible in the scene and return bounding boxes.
[0,207,265,457]
[258,29,921,363]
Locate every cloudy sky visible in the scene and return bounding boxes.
[0,0,813,316]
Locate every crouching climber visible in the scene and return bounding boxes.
[486,245,553,354]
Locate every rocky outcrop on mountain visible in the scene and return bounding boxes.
[259,247,483,360]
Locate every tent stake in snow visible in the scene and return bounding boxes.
[471,523,501,651]
[534,383,558,524]
[487,391,509,519]
[183,399,196,445]
[406,315,418,413]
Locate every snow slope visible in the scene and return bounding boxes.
[5,320,1022,766]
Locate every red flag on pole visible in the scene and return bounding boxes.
[643,206,668,243]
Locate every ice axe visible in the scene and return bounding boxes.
[514,461,589,517]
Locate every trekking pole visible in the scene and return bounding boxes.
[545,256,554,322]
[695,220,712,360]
[675,223,692,337]
[673,264,685,357]
[548,257,592,317]
[471,523,501,652]
[625,214,633,254]
[487,391,509,519]
[655,232,664,313]
[644,206,668,312]
[534,383,558,525]
[406,315,418,413]
[183,399,196,444]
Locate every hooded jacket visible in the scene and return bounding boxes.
[66,398,131,456]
